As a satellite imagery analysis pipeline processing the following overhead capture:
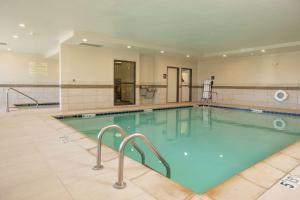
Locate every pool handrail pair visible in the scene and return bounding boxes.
[93,124,171,189]
[93,124,145,170]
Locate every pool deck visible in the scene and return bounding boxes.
[0,102,300,200]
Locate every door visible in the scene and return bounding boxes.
[114,60,135,105]
[181,68,192,102]
[167,67,179,103]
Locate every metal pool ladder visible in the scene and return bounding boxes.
[93,124,145,170]
[6,88,39,112]
[113,133,171,189]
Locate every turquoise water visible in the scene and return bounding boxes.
[60,107,300,193]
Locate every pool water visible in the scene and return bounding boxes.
[60,107,300,193]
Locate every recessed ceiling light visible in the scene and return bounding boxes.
[261,49,266,53]
[12,35,19,39]
[7,48,12,51]
[127,45,132,49]
[82,38,88,42]
[186,54,190,58]
[18,23,26,28]
[160,50,165,54]
[29,31,34,36]
[222,54,227,58]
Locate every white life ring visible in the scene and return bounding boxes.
[274,90,288,102]
[273,118,286,130]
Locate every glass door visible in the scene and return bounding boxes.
[114,60,136,105]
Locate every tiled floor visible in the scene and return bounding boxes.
[0,103,299,200]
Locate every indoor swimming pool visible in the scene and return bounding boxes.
[60,106,300,193]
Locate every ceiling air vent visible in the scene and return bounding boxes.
[0,42,7,46]
[79,43,103,48]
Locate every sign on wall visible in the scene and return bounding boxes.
[29,62,48,75]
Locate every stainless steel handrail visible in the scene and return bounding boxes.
[6,88,39,112]
[113,133,171,189]
[93,125,145,170]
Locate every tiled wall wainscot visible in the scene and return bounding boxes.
[0,86,59,111]
[60,87,114,111]
[212,86,300,110]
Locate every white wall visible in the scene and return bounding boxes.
[60,44,140,85]
[197,51,300,86]
[140,54,198,85]
[197,51,300,109]
[154,55,198,85]
[0,51,59,111]
[60,44,141,110]
[140,54,155,85]
[139,53,198,104]
[0,51,59,84]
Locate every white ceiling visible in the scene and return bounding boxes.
[1,0,300,58]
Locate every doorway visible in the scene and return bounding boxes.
[114,60,136,105]
[181,68,192,102]
[167,67,179,103]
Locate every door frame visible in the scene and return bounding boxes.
[113,60,136,106]
[167,66,179,103]
[180,68,192,102]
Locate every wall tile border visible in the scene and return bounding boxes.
[0,84,59,88]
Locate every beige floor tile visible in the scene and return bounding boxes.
[281,145,300,160]
[241,162,285,188]
[63,168,146,200]
[264,153,300,172]
[131,192,157,200]
[132,171,193,200]
[45,150,95,172]
[207,175,266,200]
[258,165,300,200]
[0,160,53,190]
[65,131,86,141]
[26,190,73,200]
[0,175,67,200]
[190,194,213,200]
[104,156,150,180]
[76,137,97,149]
[89,145,118,162]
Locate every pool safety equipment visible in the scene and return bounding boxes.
[274,90,288,102]
[114,133,171,189]
[201,76,217,103]
[273,118,286,130]
[93,124,171,190]
[93,124,145,170]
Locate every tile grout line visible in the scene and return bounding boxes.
[254,163,300,199]
[237,174,268,190]
[30,126,76,200]
[129,168,152,181]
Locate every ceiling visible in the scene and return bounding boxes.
[1,0,300,58]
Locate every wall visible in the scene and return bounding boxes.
[0,51,59,111]
[60,44,140,111]
[60,45,199,110]
[140,54,198,104]
[197,51,300,109]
